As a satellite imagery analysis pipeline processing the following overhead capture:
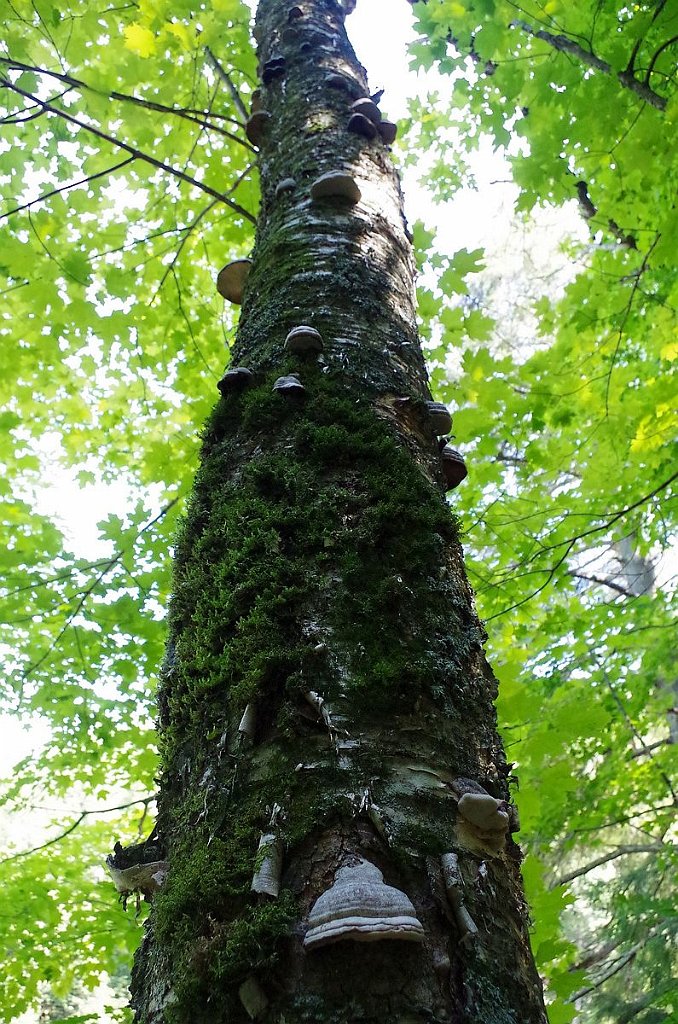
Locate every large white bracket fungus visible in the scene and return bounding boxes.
[304,859,424,949]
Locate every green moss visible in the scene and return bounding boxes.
[151,371,479,1021]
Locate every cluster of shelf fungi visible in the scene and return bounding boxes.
[216,274,467,493]
[106,6,485,1017]
[216,12,468,495]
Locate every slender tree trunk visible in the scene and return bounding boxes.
[129,2,548,1021]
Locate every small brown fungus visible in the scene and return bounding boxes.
[304,860,424,949]
[457,793,509,833]
[426,400,452,435]
[288,4,303,21]
[245,110,272,148]
[441,445,468,490]
[216,259,252,304]
[262,56,285,84]
[351,97,381,125]
[217,366,254,396]
[273,373,306,397]
[284,325,324,355]
[250,89,263,114]
[326,73,349,90]
[275,177,296,197]
[347,112,378,140]
[378,119,398,145]
[310,170,361,205]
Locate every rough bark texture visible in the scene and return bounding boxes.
[129,2,548,1022]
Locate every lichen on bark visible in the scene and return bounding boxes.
[129,2,548,1022]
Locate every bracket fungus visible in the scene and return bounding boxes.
[245,110,272,148]
[350,97,381,125]
[273,373,306,397]
[106,858,168,903]
[262,55,285,84]
[217,259,252,304]
[457,793,510,833]
[284,325,324,355]
[347,112,378,141]
[304,859,424,949]
[325,73,353,93]
[217,366,254,396]
[378,120,398,145]
[288,4,303,21]
[251,833,283,897]
[275,176,296,198]
[441,445,468,490]
[310,170,361,205]
[426,400,452,435]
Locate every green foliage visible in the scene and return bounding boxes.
[0,0,257,1017]
[0,0,676,1020]
[407,2,677,1021]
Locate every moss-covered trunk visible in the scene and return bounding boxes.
[129,1,548,1021]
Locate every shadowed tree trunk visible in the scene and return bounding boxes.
[127,1,548,1021]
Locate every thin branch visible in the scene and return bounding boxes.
[552,844,665,887]
[630,738,672,758]
[205,46,249,121]
[569,571,637,598]
[0,58,250,142]
[1,78,256,222]
[605,237,658,414]
[511,19,668,110]
[644,34,678,84]
[17,498,180,688]
[0,156,135,221]
[0,797,153,863]
[521,471,677,565]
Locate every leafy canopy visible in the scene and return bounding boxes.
[407,1,677,1021]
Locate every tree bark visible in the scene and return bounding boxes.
[129,2,548,1022]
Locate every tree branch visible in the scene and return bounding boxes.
[205,46,249,122]
[511,20,668,110]
[569,571,637,598]
[0,797,153,863]
[0,58,250,143]
[1,78,256,223]
[0,157,135,221]
[644,34,678,85]
[17,498,181,689]
[552,844,665,887]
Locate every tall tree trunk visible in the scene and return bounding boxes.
[128,2,548,1021]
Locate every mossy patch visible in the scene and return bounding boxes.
[149,371,481,1021]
